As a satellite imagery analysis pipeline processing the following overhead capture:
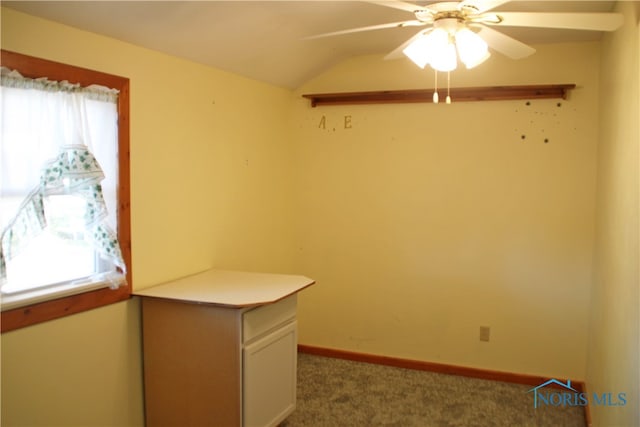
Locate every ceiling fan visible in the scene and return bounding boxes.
[306,0,624,69]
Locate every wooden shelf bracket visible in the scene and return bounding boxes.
[302,84,576,107]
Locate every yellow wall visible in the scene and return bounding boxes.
[1,7,295,426]
[292,42,600,380]
[587,2,640,426]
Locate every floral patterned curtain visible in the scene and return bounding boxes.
[0,68,126,288]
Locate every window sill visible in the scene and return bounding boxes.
[1,272,126,312]
[1,278,130,333]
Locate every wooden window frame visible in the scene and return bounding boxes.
[0,49,131,332]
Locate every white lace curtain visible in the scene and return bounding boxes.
[0,67,125,286]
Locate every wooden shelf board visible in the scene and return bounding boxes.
[302,84,576,107]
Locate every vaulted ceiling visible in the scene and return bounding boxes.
[3,1,617,89]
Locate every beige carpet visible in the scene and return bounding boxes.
[281,353,586,427]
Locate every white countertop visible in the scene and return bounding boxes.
[133,269,315,308]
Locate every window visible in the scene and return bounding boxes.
[0,50,131,332]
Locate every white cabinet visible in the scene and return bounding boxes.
[135,270,314,427]
[243,295,298,427]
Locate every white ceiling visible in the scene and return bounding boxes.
[3,1,617,89]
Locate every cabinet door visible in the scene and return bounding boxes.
[243,320,297,427]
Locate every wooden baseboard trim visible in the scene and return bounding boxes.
[297,344,586,393]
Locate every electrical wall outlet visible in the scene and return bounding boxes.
[480,326,490,342]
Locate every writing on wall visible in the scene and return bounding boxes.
[318,115,352,132]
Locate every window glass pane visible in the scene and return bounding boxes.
[2,194,118,294]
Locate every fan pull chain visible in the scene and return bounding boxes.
[446,71,451,104]
[433,70,439,104]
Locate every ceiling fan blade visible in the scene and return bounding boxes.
[459,0,511,14]
[304,20,426,40]
[384,28,430,60]
[362,0,427,14]
[486,12,624,31]
[472,24,536,59]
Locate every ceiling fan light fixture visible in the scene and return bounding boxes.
[403,21,491,72]
[462,49,491,69]
[429,38,457,72]
[455,27,490,68]
[402,31,435,68]
[405,26,458,72]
